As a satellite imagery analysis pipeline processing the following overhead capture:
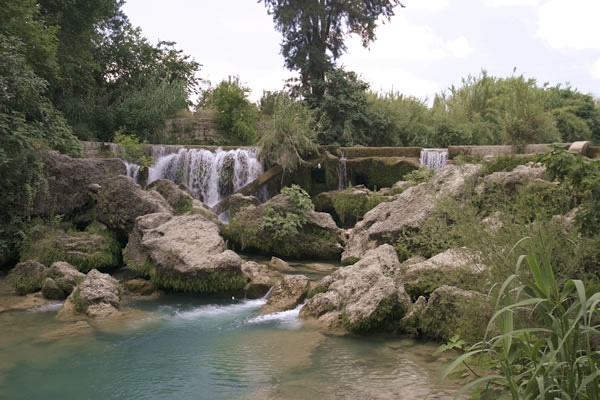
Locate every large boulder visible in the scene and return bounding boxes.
[146,179,218,222]
[262,275,310,314]
[41,261,86,299]
[33,151,125,217]
[97,175,172,237]
[241,261,276,299]
[418,285,492,343]
[20,224,120,273]
[342,164,482,262]
[300,245,412,333]
[58,269,122,319]
[123,212,246,293]
[212,193,260,218]
[399,248,490,301]
[224,193,345,260]
[7,260,48,295]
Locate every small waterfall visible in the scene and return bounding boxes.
[123,160,141,183]
[419,149,448,169]
[338,152,348,190]
[147,148,263,207]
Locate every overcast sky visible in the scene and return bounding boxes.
[122,0,600,104]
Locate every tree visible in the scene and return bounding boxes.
[261,0,403,102]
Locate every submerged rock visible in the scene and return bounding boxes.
[58,269,122,320]
[300,245,411,333]
[124,279,156,296]
[124,212,246,294]
[33,151,125,217]
[224,193,345,260]
[7,260,48,295]
[97,175,172,237]
[262,275,310,314]
[342,164,482,262]
[268,256,295,272]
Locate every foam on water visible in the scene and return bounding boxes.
[164,298,268,321]
[27,302,64,312]
[246,303,304,328]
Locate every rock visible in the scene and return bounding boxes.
[342,164,482,262]
[568,141,591,156]
[212,193,260,218]
[124,279,155,296]
[33,151,125,217]
[303,263,336,272]
[123,213,246,293]
[314,187,388,228]
[481,211,505,232]
[97,175,172,237]
[268,256,295,272]
[41,278,65,300]
[553,207,579,230]
[400,248,489,300]
[225,193,345,260]
[419,285,492,343]
[300,245,412,333]
[21,225,120,273]
[7,260,48,295]
[146,179,196,215]
[58,269,122,319]
[262,275,310,314]
[399,295,427,335]
[46,262,87,294]
[476,164,547,195]
[241,261,275,299]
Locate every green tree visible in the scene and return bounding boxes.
[201,77,258,145]
[0,35,81,264]
[261,0,403,101]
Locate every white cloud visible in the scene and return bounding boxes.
[483,0,541,7]
[591,59,600,80]
[537,0,600,50]
[446,37,475,58]
[402,0,449,12]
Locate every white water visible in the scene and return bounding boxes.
[146,148,263,207]
[123,160,140,182]
[338,152,348,190]
[419,149,448,169]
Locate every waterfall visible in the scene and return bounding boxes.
[123,160,141,183]
[147,148,263,207]
[419,149,448,169]
[338,152,348,190]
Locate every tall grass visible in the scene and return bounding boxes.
[440,241,600,399]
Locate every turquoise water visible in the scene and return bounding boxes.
[0,294,460,400]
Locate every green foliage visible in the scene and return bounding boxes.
[481,154,533,176]
[0,35,81,263]
[260,185,315,241]
[258,93,320,174]
[404,166,435,184]
[441,247,600,399]
[536,146,600,235]
[261,0,401,102]
[113,132,154,169]
[201,77,258,145]
[332,190,384,227]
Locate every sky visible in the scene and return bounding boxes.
[122,0,600,104]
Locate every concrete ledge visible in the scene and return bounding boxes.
[568,141,591,157]
[340,147,422,159]
[448,144,569,159]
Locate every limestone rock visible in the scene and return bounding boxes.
[146,179,196,214]
[123,213,246,294]
[58,269,122,319]
[124,279,156,296]
[268,256,295,272]
[262,275,310,314]
[476,164,547,195]
[225,193,345,260]
[33,151,125,217]
[212,193,260,219]
[342,164,482,262]
[97,175,172,237]
[419,285,492,342]
[7,260,48,295]
[300,245,412,333]
[241,261,275,299]
[41,278,65,300]
[400,248,489,300]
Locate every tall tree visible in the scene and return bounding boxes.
[261,0,403,102]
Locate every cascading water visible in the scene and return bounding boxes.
[419,149,448,169]
[124,160,140,182]
[338,152,348,190]
[147,148,263,207]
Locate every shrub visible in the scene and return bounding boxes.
[260,185,314,241]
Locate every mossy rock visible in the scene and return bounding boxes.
[21,222,121,273]
[7,260,48,295]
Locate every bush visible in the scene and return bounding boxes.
[260,185,314,241]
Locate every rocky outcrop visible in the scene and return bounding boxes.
[123,212,246,293]
[97,175,172,237]
[262,275,310,314]
[33,151,125,217]
[418,285,492,343]
[476,164,547,195]
[20,225,120,273]
[224,193,345,260]
[58,269,122,319]
[7,260,48,295]
[342,164,482,262]
[300,245,412,333]
[146,179,195,213]
[399,248,489,300]
[41,262,86,299]
[241,261,276,299]
[212,193,260,218]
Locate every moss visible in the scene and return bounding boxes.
[152,270,247,294]
[175,198,193,215]
[330,189,385,227]
[307,285,328,298]
[343,297,408,333]
[7,274,43,296]
[71,288,90,313]
[404,268,487,302]
[342,257,360,265]
[346,157,419,190]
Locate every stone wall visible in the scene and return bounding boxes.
[163,109,224,145]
